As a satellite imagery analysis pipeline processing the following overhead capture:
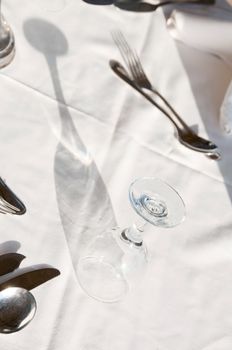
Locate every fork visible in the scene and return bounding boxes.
[111,31,220,158]
[0,178,26,215]
[112,30,195,132]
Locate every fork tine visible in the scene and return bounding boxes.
[0,196,20,212]
[118,32,140,80]
[133,50,148,81]
[0,204,13,214]
[112,30,138,79]
[119,31,140,80]
[112,30,148,85]
[0,207,6,214]
[0,197,19,214]
[111,30,131,70]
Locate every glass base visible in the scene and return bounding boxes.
[129,178,185,228]
[0,19,15,69]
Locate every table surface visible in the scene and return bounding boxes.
[0,1,232,349]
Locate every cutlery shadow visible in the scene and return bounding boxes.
[0,241,21,254]
[23,19,117,271]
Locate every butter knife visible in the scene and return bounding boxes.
[0,267,60,291]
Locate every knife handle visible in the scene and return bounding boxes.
[0,267,61,291]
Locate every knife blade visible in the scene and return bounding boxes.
[0,253,25,276]
[0,267,60,291]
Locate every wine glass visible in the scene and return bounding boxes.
[77,177,185,303]
[0,1,15,69]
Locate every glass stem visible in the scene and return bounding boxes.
[134,216,148,232]
[136,221,148,232]
[120,221,147,248]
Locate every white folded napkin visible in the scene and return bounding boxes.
[167,7,232,67]
[220,80,232,135]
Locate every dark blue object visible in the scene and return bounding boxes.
[82,0,114,5]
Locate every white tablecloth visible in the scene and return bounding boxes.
[0,1,232,349]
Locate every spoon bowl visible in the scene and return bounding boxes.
[0,287,36,333]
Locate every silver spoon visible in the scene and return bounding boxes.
[114,0,215,12]
[0,287,36,333]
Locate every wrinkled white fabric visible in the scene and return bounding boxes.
[166,6,232,135]
[0,1,231,350]
[220,80,232,134]
[167,8,232,67]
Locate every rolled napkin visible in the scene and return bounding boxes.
[167,7,232,67]
[220,81,232,135]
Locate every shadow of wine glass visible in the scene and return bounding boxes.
[23,19,117,271]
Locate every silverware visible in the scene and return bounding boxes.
[110,59,220,159]
[0,178,26,215]
[111,31,220,158]
[112,30,193,133]
[0,267,60,333]
[0,253,25,276]
[114,0,215,12]
[0,287,36,333]
[0,267,60,291]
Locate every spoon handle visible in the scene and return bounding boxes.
[110,59,182,132]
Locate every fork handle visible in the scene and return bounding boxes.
[148,87,194,133]
[110,60,183,132]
